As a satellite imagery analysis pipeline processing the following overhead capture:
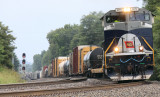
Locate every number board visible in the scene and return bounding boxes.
[124,41,134,48]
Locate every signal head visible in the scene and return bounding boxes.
[22,53,26,58]
[22,59,26,64]
[22,66,25,70]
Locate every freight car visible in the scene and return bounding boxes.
[64,60,70,76]
[42,66,48,78]
[59,60,68,77]
[28,71,41,80]
[69,53,73,76]
[47,64,52,77]
[52,57,68,77]
[83,47,103,77]
[70,45,99,76]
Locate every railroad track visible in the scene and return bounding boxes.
[0,81,150,97]
[0,78,87,92]
[0,77,88,88]
[0,79,70,89]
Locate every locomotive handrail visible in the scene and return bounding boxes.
[141,36,155,66]
[104,38,116,69]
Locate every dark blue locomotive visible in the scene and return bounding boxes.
[100,7,154,81]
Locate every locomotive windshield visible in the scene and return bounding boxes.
[129,13,150,21]
[106,15,125,23]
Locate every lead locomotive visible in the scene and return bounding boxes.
[101,7,154,80]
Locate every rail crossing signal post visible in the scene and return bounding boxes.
[22,53,26,75]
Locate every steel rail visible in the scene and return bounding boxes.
[0,79,85,89]
[0,81,149,97]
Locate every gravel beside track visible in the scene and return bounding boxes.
[1,78,160,97]
[0,78,113,93]
[44,83,160,97]
[27,78,65,82]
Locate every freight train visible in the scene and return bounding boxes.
[43,7,154,81]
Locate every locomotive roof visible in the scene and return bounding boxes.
[100,7,152,20]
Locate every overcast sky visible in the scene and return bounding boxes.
[0,0,143,64]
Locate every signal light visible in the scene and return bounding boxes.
[22,66,25,70]
[22,53,26,73]
[22,59,26,64]
[22,53,26,58]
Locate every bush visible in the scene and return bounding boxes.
[150,64,160,81]
[0,66,25,84]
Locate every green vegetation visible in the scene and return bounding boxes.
[143,0,160,80]
[0,22,21,84]
[144,0,160,14]
[32,53,43,71]
[0,66,24,84]
[13,53,20,72]
[0,22,16,68]
[150,9,160,80]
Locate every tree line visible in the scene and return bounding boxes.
[32,12,104,71]
[144,0,160,80]
[0,22,20,71]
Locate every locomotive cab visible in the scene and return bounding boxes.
[102,7,153,29]
[101,7,154,81]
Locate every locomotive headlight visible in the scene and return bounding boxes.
[114,47,119,53]
[115,7,139,12]
[123,7,131,12]
[139,46,144,52]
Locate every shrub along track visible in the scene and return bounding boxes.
[0,81,150,97]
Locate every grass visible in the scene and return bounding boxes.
[0,65,25,84]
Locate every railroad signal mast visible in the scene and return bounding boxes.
[22,53,26,74]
